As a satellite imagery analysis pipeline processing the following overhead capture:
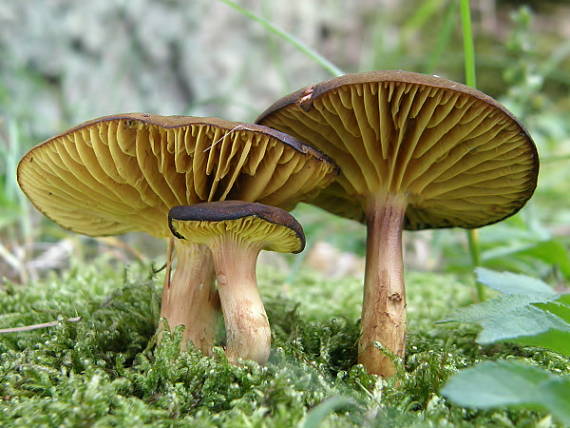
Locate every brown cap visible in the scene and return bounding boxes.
[169,200,305,253]
[256,70,539,230]
[17,113,337,237]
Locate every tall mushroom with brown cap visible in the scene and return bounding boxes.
[17,113,337,354]
[169,200,305,364]
[256,70,539,377]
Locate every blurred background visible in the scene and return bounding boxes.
[1,0,570,287]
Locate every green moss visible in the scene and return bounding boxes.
[0,260,566,427]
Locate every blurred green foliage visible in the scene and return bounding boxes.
[1,1,570,275]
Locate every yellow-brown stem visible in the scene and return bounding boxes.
[358,194,407,377]
[210,238,271,365]
[159,240,219,354]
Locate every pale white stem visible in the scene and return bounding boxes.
[210,238,271,365]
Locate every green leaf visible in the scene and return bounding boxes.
[482,240,570,281]
[441,361,570,425]
[537,297,570,324]
[516,240,570,280]
[515,329,570,356]
[475,268,556,297]
[445,294,570,354]
[443,269,570,356]
[302,396,358,428]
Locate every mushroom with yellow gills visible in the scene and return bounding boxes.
[17,113,338,354]
[257,70,539,377]
[169,200,305,365]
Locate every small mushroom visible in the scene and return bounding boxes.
[257,70,539,376]
[17,113,337,354]
[169,201,305,365]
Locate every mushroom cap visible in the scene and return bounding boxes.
[256,70,539,230]
[17,113,337,238]
[168,201,305,253]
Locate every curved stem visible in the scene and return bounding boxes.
[210,239,271,365]
[358,194,407,377]
[159,240,219,354]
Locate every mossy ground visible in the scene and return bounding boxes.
[0,258,567,427]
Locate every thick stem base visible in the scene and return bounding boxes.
[159,240,219,354]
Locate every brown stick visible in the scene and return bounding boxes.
[358,194,407,377]
[0,317,81,333]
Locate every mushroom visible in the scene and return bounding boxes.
[17,113,337,354]
[169,200,305,364]
[256,70,539,376]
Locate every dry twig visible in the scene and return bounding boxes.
[0,317,81,334]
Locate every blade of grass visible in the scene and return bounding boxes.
[6,121,19,202]
[0,241,22,273]
[425,0,458,74]
[460,0,484,302]
[217,0,344,77]
[460,0,477,88]
[261,0,291,92]
[402,0,446,43]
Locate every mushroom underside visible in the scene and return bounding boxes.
[257,72,538,376]
[168,201,305,365]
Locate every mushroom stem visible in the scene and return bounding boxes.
[210,238,271,365]
[358,193,407,377]
[160,240,219,354]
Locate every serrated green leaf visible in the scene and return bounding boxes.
[476,302,570,346]
[441,361,570,425]
[444,269,570,356]
[444,294,570,353]
[475,268,556,297]
[445,294,551,323]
